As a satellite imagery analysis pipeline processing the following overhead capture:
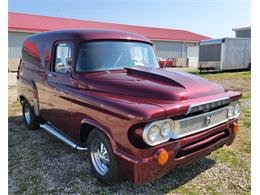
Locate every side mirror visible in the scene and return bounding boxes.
[67,58,73,66]
[67,67,73,73]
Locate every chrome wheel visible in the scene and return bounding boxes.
[90,139,110,176]
[24,106,31,124]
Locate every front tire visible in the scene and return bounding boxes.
[87,129,120,184]
[22,99,39,130]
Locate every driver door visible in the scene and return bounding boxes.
[45,42,75,136]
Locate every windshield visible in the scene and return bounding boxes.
[76,41,159,72]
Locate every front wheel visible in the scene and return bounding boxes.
[87,129,121,184]
[22,99,39,130]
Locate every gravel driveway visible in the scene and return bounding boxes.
[8,71,251,194]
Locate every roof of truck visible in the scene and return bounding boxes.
[26,29,152,44]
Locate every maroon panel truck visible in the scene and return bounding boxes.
[17,29,241,184]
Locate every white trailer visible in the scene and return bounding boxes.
[198,38,251,71]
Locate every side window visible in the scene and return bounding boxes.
[54,43,73,73]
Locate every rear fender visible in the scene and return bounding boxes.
[18,77,39,116]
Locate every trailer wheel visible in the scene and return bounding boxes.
[248,62,251,70]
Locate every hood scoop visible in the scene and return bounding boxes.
[125,67,185,88]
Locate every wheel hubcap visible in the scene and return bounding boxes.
[24,106,31,124]
[90,139,110,176]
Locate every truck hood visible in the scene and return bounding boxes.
[75,66,224,102]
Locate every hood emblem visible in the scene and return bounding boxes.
[205,115,212,126]
[203,104,211,112]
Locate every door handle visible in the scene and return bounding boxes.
[47,73,56,78]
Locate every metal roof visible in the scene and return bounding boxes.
[232,25,251,31]
[199,38,224,45]
[8,12,211,42]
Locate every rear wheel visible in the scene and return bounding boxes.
[87,129,120,184]
[22,99,39,130]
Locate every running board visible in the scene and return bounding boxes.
[40,123,87,151]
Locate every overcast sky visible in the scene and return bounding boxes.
[9,0,250,38]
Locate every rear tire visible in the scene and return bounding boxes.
[87,128,120,184]
[22,99,39,130]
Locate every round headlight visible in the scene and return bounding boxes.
[234,103,241,116]
[228,101,241,118]
[228,105,234,118]
[147,125,160,142]
[161,122,172,138]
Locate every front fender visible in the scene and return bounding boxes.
[80,118,117,151]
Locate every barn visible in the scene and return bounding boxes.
[8,12,210,71]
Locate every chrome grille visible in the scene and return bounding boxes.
[173,107,229,139]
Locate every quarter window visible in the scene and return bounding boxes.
[54,43,73,73]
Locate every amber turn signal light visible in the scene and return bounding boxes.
[157,149,169,165]
[231,122,239,134]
